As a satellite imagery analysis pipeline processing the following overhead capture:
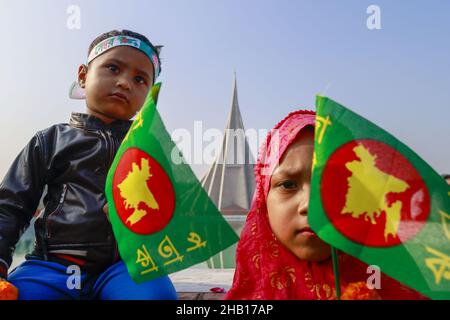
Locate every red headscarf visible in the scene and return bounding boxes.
[225,110,426,300]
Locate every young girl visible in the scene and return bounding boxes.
[0,29,177,300]
[225,110,426,300]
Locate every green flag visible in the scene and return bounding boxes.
[105,83,239,283]
[309,96,450,300]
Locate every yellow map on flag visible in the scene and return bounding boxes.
[117,158,159,226]
[343,144,410,241]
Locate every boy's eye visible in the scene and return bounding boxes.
[106,64,119,72]
[135,76,147,85]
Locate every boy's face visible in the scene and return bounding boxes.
[78,46,154,123]
[267,129,331,262]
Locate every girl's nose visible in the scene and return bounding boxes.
[297,185,310,216]
[297,199,308,216]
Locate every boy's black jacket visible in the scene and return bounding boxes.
[0,113,132,275]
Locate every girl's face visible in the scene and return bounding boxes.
[267,128,331,262]
[78,46,154,123]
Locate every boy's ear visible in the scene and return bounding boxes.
[78,64,88,89]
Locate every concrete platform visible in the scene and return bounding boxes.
[170,268,234,300]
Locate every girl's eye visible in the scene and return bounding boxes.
[106,64,118,72]
[278,180,297,190]
[135,76,147,85]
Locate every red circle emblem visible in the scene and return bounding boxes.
[112,148,175,235]
[321,139,430,247]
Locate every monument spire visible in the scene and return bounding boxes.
[201,73,256,268]
[201,73,255,215]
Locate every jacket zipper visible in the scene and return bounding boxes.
[103,129,120,262]
[102,130,116,169]
[45,184,68,239]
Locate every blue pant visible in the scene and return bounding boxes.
[8,259,178,300]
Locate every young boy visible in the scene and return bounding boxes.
[0,29,177,300]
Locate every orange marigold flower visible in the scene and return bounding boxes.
[341,281,381,300]
[0,280,18,300]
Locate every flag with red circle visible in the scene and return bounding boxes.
[309,96,450,300]
[105,83,238,283]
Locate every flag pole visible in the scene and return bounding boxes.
[331,246,341,300]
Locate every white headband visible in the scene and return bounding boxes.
[69,35,161,100]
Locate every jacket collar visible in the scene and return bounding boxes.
[69,112,132,134]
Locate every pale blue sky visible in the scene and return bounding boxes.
[0,0,449,178]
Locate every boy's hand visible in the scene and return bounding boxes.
[0,280,18,300]
[103,204,110,222]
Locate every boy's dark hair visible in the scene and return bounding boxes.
[88,29,162,68]
[442,173,450,180]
